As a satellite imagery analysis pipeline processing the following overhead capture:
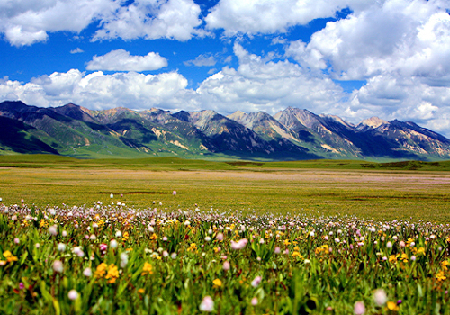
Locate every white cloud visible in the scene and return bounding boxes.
[86,49,168,72]
[184,54,217,67]
[0,69,194,111]
[346,74,450,135]
[93,0,205,41]
[286,0,450,80]
[195,43,345,114]
[0,0,205,46]
[70,48,84,54]
[0,0,118,46]
[205,0,375,36]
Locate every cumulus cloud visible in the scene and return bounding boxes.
[0,69,195,111]
[86,49,168,72]
[184,54,217,67]
[346,74,450,134]
[195,43,345,114]
[0,0,118,46]
[205,0,374,36]
[93,0,205,41]
[285,0,450,80]
[0,0,205,46]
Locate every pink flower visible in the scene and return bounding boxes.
[354,301,364,315]
[274,247,281,254]
[223,261,230,271]
[230,238,248,250]
[14,238,20,244]
[68,290,77,301]
[199,296,213,312]
[216,233,224,241]
[100,243,108,251]
[251,276,262,287]
[251,297,257,306]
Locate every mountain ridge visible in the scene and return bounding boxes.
[0,100,449,161]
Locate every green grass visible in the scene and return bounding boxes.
[0,155,450,222]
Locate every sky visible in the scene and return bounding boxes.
[1,0,450,136]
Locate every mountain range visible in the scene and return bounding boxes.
[1,100,449,161]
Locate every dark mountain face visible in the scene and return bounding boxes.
[0,101,449,160]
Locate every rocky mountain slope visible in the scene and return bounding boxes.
[1,101,449,161]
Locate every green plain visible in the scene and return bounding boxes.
[0,155,450,222]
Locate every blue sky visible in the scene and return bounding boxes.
[1,0,450,136]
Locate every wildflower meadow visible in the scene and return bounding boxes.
[1,201,450,314]
[1,156,450,314]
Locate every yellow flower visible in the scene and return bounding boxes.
[389,255,398,264]
[417,247,426,256]
[293,246,300,251]
[187,243,197,252]
[283,239,290,246]
[292,251,302,258]
[40,219,46,228]
[141,262,153,275]
[400,253,409,263]
[441,261,450,271]
[105,264,119,283]
[3,250,18,263]
[150,233,158,240]
[94,263,108,279]
[138,288,145,293]
[122,231,130,242]
[212,278,222,288]
[436,270,446,282]
[213,247,220,253]
[406,238,415,247]
[387,301,399,311]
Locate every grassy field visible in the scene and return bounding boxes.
[2,155,450,314]
[0,155,450,222]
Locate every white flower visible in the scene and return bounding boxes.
[199,296,213,312]
[73,247,85,257]
[121,252,129,267]
[53,260,64,274]
[110,239,118,248]
[184,220,191,226]
[84,267,92,277]
[373,289,387,306]
[115,230,122,238]
[68,290,77,301]
[62,230,68,237]
[58,243,66,252]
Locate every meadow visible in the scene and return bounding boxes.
[1,155,450,314]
